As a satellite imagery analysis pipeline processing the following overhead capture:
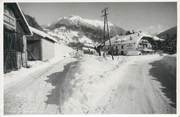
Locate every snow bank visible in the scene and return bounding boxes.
[60,55,130,114]
[53,43,74,61]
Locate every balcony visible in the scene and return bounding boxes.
[4,12,16,29]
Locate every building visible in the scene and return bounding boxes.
[27,26,57,61]
[3,3,32,73]
[82,42,96,54]
[103,32,163,55]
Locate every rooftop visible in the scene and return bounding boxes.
[30,26,57,42]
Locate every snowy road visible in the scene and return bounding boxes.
[4,55,176,114]
[4,57,78,114]
[103,55,176,114]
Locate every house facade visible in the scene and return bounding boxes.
[3,3,32,73]
[27,26,57,61]
[103,32,160,55]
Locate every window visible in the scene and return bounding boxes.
[121,45,124,49]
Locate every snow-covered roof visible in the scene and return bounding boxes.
[16,3,33,35]
[30,26,57,42]
[142,33,164,41]
[105,32,164,47]
[105,33,139,45]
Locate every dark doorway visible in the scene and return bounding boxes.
[27,40,41,60]
[121,51,124,55]
[4,28,17,73]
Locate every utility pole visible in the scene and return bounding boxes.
[101,8,114,60]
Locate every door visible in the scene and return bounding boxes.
[4,28,17,73]
[121,51,124,55]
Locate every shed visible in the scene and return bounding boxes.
[27,26,57,61]
[3,3,32,73]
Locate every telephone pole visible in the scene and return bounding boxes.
[101,8,114,60]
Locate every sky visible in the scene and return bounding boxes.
[19,2,177,34]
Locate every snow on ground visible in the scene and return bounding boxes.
[4,54,176,114]
[54,43,74,61]
[103,54,175,114]
[4,57,77,114]
[4,54,130,114]
[60,55,131,114]
[59,54,175,114]
[148,54,176,108]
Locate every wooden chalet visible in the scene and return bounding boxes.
[3,3,32,73]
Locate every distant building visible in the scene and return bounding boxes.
[27,26,57,61]
[103,32,163,55]
[3,3,32,73]
[82,42,96,54]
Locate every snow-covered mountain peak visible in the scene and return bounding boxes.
[46,15,126,44]
[52,15,114,29]
[69,15,82,20]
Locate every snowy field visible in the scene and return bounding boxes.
[4,53,176,114]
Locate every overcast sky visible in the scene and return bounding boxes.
[19,2,177,34]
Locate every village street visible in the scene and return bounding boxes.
[4,54,176,114]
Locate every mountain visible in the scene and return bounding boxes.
[157,26,177,39]
[47,26,96,47]
[25,14,44,31]
[157,26,177,54]
[45,15,127,43]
